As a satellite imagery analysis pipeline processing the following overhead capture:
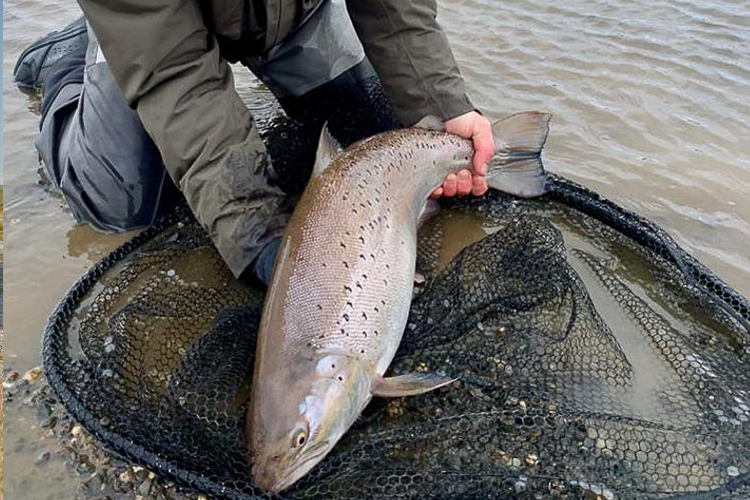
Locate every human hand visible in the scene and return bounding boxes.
[431,111,494,199]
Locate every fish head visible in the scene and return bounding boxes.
[249,352,372,492]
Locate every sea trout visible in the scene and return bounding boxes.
[248,112,551,492]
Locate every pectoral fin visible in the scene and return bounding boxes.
[371,372,457,397]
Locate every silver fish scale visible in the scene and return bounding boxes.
[280,129,473,369]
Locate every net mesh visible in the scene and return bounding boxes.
[43,177,750,499]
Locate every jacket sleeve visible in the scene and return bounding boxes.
[77,0,289,277]
[347,0,475,126]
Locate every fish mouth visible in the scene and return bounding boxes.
[268,441,331,493]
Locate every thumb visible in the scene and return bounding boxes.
[472,122,494,175]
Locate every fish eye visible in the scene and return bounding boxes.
[292,428,307,448]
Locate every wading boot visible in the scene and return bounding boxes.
[13,17,88,91]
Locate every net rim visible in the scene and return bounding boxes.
[41,175,750,499]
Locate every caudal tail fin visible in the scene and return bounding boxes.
[486,112,551,198]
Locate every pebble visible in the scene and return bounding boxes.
[727,466,740,477]
[23,366,44,383]
[35,451,52,465]
[138,478,153,496]
[40,416,58,429]
[120,471,134,483]
[77,459,95,475]
[525,453,538,466]
[167,269,176,277]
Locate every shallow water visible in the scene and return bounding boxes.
[2,0,749,498]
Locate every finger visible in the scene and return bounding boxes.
[443,173,458,197]
[430,187,443,199]
[457,169,472,195]
[472,122,495,175]
[472,175,489,196]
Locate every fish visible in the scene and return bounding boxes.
[247,111,551,492]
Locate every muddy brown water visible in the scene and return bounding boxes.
[2,0,749,498]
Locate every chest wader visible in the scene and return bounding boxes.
[26,0,397,257]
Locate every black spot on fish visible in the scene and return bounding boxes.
[356,282,363,289]
[362,312,367,320]
[343,313,350,321]
[383,279,388,285]
[340,242,346,249]
[360,349,365,354]
[362,274,368,280]
[321,263,327,268]
[359,254,366,261]
[374,307,379,313]
[317,304,322,311]
[343,261,349,268]
[346,301,353,308]
[359,236,365,244]
[362,331,367,337]
[344,285,352,293]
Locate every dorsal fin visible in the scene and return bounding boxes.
[414,115,444,131]
[313,122,342,176]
